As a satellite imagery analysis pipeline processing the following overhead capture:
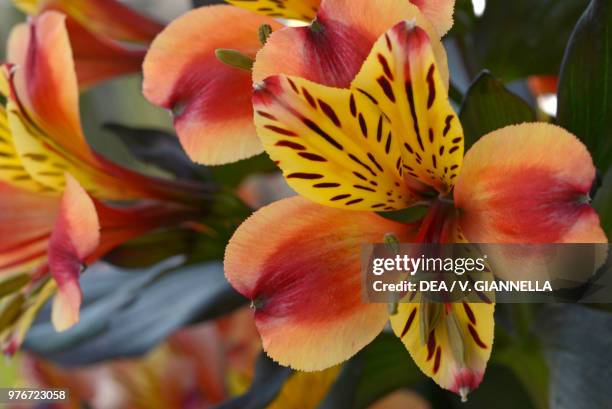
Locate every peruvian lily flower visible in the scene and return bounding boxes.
[224,20,607,399]
[13,0,164,87]
[143,0,454,165]
[0,12,213,350]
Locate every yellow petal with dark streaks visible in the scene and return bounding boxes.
[0,105,53,194]
[6,101,101,195]
[254,75,419,211]
[226,0,319,21]
[389,299,494,399]
[351,21,463,195]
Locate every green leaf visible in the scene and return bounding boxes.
[103,123,210,181]
[211,153,279,188]
[317,360,360,409]
[466,0,586,81]
[491,305,549,409]
[24,259,246,364]
[378,206,428,223]
[319,331,541,409]
[217,354,292,409]
[593,169,612,240]
[459,71,536,148]
[534,305,612,409]
[557,0,612,172]
[354,333,422,408]
[316,333,422,409]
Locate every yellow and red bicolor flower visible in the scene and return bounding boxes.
[224,20,607,399]
[13,0,164,87]
[0,12,212,350]
[142,0,455,165]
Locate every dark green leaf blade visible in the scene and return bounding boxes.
[557,0,612,172]
[24,260,247,364]
[534,305,612,409]
[469,0,586,81]
[216,354,292,409]
[103,123,209,180]
[593,169,612,240]
[459,71,536,148]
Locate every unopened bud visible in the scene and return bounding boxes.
[215,48,254,72]
[258,24,273,45]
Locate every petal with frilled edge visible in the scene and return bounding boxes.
[143,6,282,165]
[48,174,100,331]
[227,0,455,35]
[409,0,455,36]
[0,102,51,193]
[254,75,417,211]
[225,196,416,370]
[227,0,320,21]
[13,0,163,43]
[254,0,448,89]
[454,123,606,244]
[351,21,463,195]
[390,300,494,399]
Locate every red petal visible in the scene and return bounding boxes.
[254,0,448,88]
[0,182,58,273]
[143,6,282,164]
[48,174,100,331]
[64,18,147,88]
[409,0,456,36]
[454,123,606,244]
[37,0,163,43]
[225,196,417,370]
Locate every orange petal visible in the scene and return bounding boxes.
[18,0,164,43]
[48,174,100,331]
[227,0,320,21]
[409,0,455,36]
[64,17,147,88]
[225,196,415,370]
[254,0,448,88]
[7,12,90,157]
[143,6,282,165]
[15,0,161,87]
[454,123,607,244]
[0,182,58,273]
[5,14,199,202]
